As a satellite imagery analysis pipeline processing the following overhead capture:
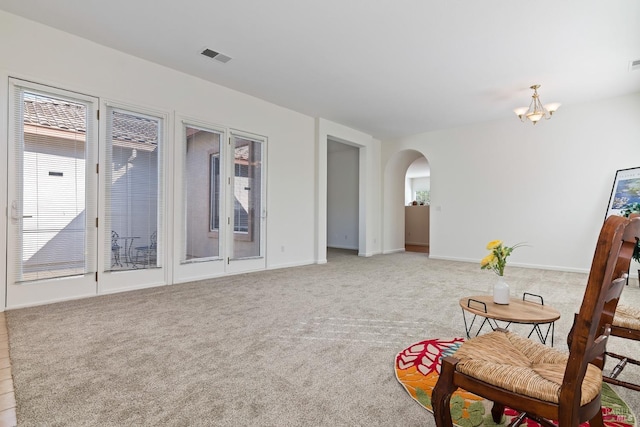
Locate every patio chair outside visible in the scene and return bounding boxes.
[135,231,157,268]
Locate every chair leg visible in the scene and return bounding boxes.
[112,249,122,267]
[432,357,458,427]
[588,408,604,427]
[558,405,597,427]
[527,414,557,427]
[490,402,505,424]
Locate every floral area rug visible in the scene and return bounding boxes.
[395,338,636,427]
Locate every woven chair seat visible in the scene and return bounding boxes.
[613,304,640,330]
[453,330,602,406]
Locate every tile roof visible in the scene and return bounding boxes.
[111,111,158,145]
[24,98,86,132]
[23,98,158,145]
[24,97,253,160]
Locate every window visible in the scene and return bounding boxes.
[231,134,264,258]
[105,107,162,270]
[233,162,250,233]
[12,89,94,281]
[183,124,222,262]
[210,154,220,231]
[180,127,265,264]
[415,190,430,205]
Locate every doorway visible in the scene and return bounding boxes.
[326,140,359,253]
[404,156,430,254]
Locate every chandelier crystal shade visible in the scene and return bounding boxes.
[514,85,560,124]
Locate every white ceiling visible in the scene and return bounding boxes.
[2,1,639,140]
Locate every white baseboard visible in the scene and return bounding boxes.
[383,248,405,254]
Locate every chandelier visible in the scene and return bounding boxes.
[514,84,560,124]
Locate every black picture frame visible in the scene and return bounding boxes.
[605,167,640,219]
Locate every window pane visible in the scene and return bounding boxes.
[184,125,221,262]
[415,190,430,205]
[17,91,89,281]
[210,155,220,231]
[105,108,160,270]
[233,136,262,259]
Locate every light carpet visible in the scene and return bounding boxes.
[6,249,640,426]
[395,337,637,427]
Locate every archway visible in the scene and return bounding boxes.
[382,149,430,254]
[405,157,430,253]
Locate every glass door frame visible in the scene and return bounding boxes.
[171,116,228,284]
[6,78,99,308]
[226,130,267,274]
[97,100,168,294]
[171,122,268,283]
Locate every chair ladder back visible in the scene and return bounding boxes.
[599,217,640,347]
[600,276,628,333]
[560,216,631,417]
[613,217,640,280]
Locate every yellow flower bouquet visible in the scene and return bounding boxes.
[480,240,524,276]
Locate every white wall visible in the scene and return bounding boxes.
[2,9,638,308]
[327,142,359,250]
[383,92,640,272]
[0,10,319,298]
[404,176,413,205]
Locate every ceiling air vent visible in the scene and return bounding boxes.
[201,48,232,63]
[630,59,640,72]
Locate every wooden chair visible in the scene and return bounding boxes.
[603,304,640,391]
[623,213,639,287]
[603,211,640,390]
[432,215,640,427]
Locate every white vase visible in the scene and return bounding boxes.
[493,276,510,305]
